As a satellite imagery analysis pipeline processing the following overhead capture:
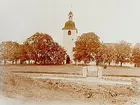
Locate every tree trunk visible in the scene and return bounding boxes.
[15,60,17,64]
[44,57,46,65]
[19,60,21,64]
[43,59,45,64]
[96,60,99,66]
[134,64,137,67]
[75,60,78,65]
[120,62,123,66]
[34,59,37,64]
[4,60,6,65]
[108,62,111,66]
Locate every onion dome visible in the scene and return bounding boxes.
[62,20,77,30]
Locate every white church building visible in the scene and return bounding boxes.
[62,11,78,63]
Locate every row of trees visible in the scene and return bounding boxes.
[0,32,140,66]
[73,32,139,66]
[0,32,66,65]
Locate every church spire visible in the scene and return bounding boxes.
[68,4,73,21]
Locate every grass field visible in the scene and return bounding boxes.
[1,64,140,77]
[0,65,82,74]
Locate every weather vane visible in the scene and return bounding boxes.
[70,4,72,11]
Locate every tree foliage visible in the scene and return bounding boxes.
[132,43,140,67]
[24,32,66,64]
[96,44,115,65]
[73,32,101,64]
[0,32,66,65]
[0,41,19,64]
[0,32,138,67]
[114,41,132,66]
[73,35,133,66]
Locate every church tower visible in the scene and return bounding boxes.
[62,11,78,63]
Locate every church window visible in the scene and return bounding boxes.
[68,30,71,35]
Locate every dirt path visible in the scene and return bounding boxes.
[31,75,131,85]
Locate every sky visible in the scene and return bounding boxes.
[0,0,140,45]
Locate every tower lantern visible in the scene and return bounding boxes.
[68,11,73,21]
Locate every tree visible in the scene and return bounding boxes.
[114,41,132,66]
[96,44,116,66]
[24,32,66,64]
[0,41,19,64]
[0,42,9,64]
[46,42,66,64]
[132,43,140,67]
[17,44,31,64]
[73,32,101,64]
[104,45,116,65]
[0,33,66,65]
[94,44,105,65]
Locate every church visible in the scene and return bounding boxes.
[62,11,78,63]
[61,11,116,64]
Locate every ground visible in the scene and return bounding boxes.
[1,64,140,77]
[0,65,140,105]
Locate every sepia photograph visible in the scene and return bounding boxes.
[0,0,140,105]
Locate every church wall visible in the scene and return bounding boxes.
[63,29,77,62]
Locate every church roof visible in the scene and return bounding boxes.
[62,20,77,30]
[104,43,117,46]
